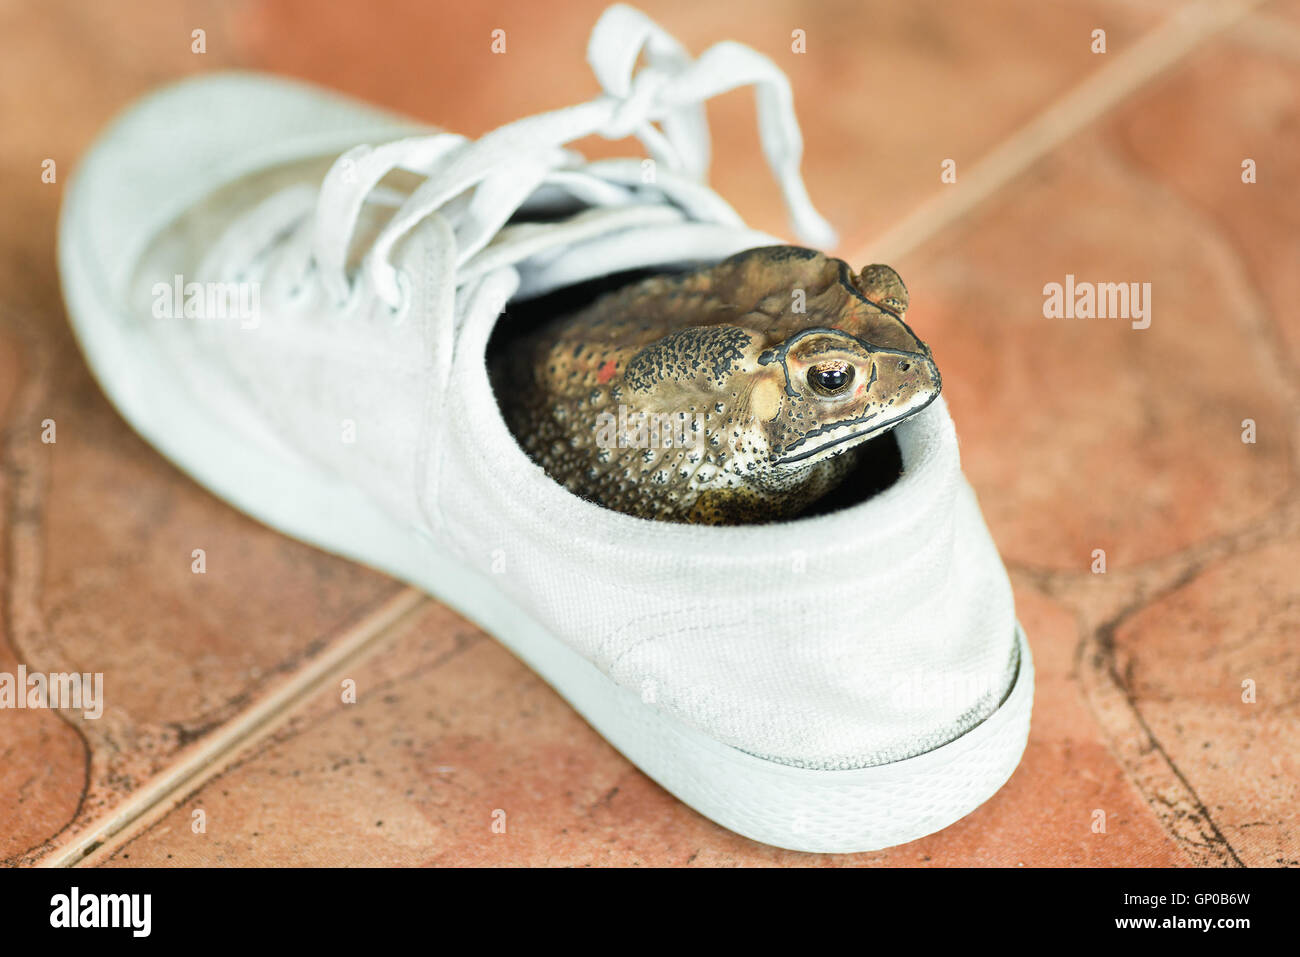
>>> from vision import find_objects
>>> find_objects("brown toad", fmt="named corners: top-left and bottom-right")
top-left (493, 245), bottom-right (941, 524)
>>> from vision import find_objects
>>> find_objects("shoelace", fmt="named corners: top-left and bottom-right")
top-left (212, 4), bottom-right (837, 316)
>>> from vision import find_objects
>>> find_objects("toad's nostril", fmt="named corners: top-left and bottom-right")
top-left (899, 360), bottom-right (911, 372)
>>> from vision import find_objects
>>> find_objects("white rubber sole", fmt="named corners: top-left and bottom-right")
top-left (58, 170), bottom-right (1033, 858)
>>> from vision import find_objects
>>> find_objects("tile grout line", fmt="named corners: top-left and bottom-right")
top-left (40, 587), bottom-right (429, 868)
top-left (849, 0), bottom-right (1269, 265)
top-left (34, 0), bottom-right (1267, 869)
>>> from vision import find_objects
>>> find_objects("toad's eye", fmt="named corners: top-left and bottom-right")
top-left (807, 361), bottom-right (854, 397)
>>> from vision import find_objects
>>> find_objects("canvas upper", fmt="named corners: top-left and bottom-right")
top-left (69, 5), bottom-right (1021, 770)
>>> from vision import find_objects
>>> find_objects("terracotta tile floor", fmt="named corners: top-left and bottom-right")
top-left (2, 0), bottom-right (1296, 866)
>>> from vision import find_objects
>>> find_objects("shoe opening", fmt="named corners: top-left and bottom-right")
top-left (486, 266), bottom-right (906, 525)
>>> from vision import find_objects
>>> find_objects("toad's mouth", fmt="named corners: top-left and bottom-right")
top-left (770, 391), bottom-right (941, 465)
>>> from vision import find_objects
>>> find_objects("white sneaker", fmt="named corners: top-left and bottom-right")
top-left (59, 4), bottom-right (1032, 853)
